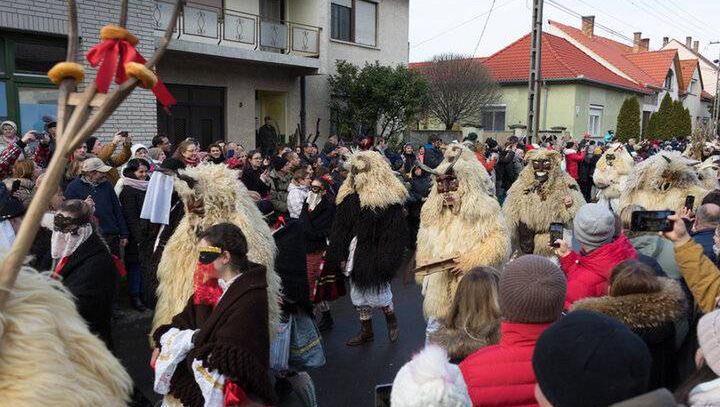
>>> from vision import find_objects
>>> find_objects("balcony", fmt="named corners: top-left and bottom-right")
top-left (153, 0), bottom-right (321, 70)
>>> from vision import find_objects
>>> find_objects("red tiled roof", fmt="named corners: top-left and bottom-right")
top-left (702, 90), bottom-right (714, 101)
top-left (678, 59), bottom-right (700, 93)
top-left (549, 20), bottom-right (676, 88)
top-left (479, 32), bottom-right (649, 93)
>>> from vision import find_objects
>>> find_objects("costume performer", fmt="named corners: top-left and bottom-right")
top-left (325, 150), bottom-right (409, 346)
top-left (152, 163), bottom-right (281, 341)
top-left (415, 144), bottom-right (511, 333)
top-left (694, 156), bottom-right (720, 191)
top-left (503, 148), bottom-right (585, 257)
top-left (593, 142), bottom-right (634, 211)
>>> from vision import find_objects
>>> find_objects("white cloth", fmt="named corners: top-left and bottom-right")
top-left (0, 220), bottom-right (15, 252)
top-left (154, 328), bottom-right (197, 395)
top-left (51, 224), bottom-right (93, 259)
top-left (350, 280), bottom-right (393, 308)
top-left (191, 358), bottom-right (225, 407)
top-left (141, 171), bottom-right (175, 225)
top-left (689, 377), bottom-right (720, 406)
top-left (344, 237), bottom-right (358, 277)
top-left (305, 191), bottom-right (322, 211)
top-left (287, 183), bottom-right (309, 219)
top-left (218, 274), bottom-right (241, 301)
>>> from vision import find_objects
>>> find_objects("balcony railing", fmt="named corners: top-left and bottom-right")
top-left (153, 1), bottom-right (321, 57)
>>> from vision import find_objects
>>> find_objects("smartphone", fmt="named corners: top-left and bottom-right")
top-left (375, 384), bottom-right (392, 407)
top-left (685, 195), bottom-right (695, 211)
top-left (549, 222), bottom-right (564, 248)
top-left (630, 210), bottom-right (675, 232)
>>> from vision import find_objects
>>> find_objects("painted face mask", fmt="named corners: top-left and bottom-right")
top-left (605, 153), bottom-right (616, 166)
top-left (532, 159), bottom-right (552, 183)
top-left (198, 245), bottom-right (222, 265)
top-left (436, 173), bottom-right (460, 208)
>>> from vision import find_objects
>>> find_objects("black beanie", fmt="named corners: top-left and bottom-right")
top-left (532, 310), bottom-right (651, 407)
top-left (85, 136), bottom-right (98, 152)
top-left (272, 156), bottom-right (289, 172)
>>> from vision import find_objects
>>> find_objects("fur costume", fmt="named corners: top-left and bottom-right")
top-left (416, 145), bottom-right (511, 321)
top-left (152, 163), bottom-right (280, 340)
top-left (593, 143), bottom-right (634, 210)
top-left (620, 151), bottom-right (709, 212)
top-left (0, 267), bottom-right (132, 406)
top-left (694, 156), bottom-right (720, 191)
top-left (503, 148), bottom-right (585, 257)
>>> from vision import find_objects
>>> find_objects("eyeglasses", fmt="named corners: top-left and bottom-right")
top-left (311, 186), bottom-right (323, 192)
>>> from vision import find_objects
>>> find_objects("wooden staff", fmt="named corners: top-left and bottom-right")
top-left (0, 0), bottom-right (184, 309)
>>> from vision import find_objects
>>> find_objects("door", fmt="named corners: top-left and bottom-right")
top-left (256, 90), bottom-right (287, 143)
top-left (157, 84), bottom-right (225, 148)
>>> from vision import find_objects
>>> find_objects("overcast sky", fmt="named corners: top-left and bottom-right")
top-left (409, 0), bottom-right (720, 63)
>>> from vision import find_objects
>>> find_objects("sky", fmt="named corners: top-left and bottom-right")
top-left (409, 0), bottom-right (720, 63)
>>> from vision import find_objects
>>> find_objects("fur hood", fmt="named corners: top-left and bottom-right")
top-left (429, 322), bottom-right (500, 361)
top-left (571, 278), bottom-right (686, 330)
top-left (336, 150), bottom-right (408, 209)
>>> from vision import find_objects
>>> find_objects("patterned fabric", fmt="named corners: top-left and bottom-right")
top-left (308, 251), bottom-right (345, 303)
top-left (0, 142), bottom-right (23, 179)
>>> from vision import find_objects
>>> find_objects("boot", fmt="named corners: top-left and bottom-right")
top-left (385, 312), bottom-right (399, 343)
top-left (346, 319), bottom-right (374, 346)
top-left (131, 295), bottom-right (147, 312)
top-left (317, 310), bottom-right (334, 332)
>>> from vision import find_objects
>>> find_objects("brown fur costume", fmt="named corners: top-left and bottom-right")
top-left (593, 143), bottom-right (634, 207)
top-left (503, 148), bottom-right (585, 256)
top-left (0, 267), bottom-right (132, 406)
top-left (416, 145), bottom-right (511, 321)
top-left (152, 164), bottom-right (280, 341)
top-left (620, 151), bottom-right (708, 212)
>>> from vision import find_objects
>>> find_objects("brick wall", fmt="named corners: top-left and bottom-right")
top-left (0, 0), bottom-right (159, 145)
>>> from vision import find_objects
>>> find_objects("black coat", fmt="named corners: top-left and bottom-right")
top-left (300, 197), bottom-right (335, 253)
top-left (495, 149), bottom-right (517, 190)
top-left (424, 146), bottom-right (444, 169)
top-left (241, 167), bottom-right (270, 196)
top-left (118, 184), bottom-right (150, 264)
top-left (273, 219), bottom-right (312, 315)
top-left (59, 231), bottom-right (118, 348)
top-left (29, 226), bottom-right (53, 272)
top-left (407, 174), bottom-right (432, 218)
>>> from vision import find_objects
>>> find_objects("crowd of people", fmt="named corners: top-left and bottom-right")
top-left (8, 111), bottom-right (720, 406)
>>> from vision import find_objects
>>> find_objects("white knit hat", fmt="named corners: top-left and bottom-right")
top-left (391, 345), bottom-right (471, 407)
top-left (698, 309), bottom-right (720, 375)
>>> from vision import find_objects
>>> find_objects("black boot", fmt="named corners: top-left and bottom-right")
top-left (385, 311), bottom-right (399, 343)
top-left (317, 310), bottom-right (334, 332)
top-left (346, 319), bottom-right (374, 346)
top-left (131, 295), bottom-right (146, 312)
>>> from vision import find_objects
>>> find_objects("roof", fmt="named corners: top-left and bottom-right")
top-left (479, 32), bottom-right (650, 93)
top-left (702, 89), bottom-right (714, 101)
top-left (664, 38), bottom-right (718, 70)
top-left (678, 59), bottom-right (700, 93)
top-left (549, 20), bottom-right (678, 88)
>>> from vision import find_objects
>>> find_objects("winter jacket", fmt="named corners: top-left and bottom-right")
top-left (459, 321), bottom-right (551, 407)
top-left (64, 177), bottom-right (129, 237)
top-left (93, 141), bottom-right (131, 186)
top-left (429, 322), bottom-right (500, 364)
top-left (241, 166), bottom-right (270, 196)
top-left (118, 184), bottom-right (150, 264)
top-left (406, 174), bottom-right (432, 219)
top-left (687, 377), bottom-right (720, 407)
top-left (674, 239), bottom-right (720, 313)
top-left (564, 149), bottom-right (585, 180)
top-left (268, 169), bottom-right (292, 214)
top-left (475, 151), bottom-right (496, 173)
top-left (286, 182), bottom-right (309, 219)
top-left (631, 234), bottom-right (680, 280)
top-left (424, 145), bottom-right (444, 169)
top-left (559, 234), bottom-right (638, 309)
top-left (691, 228), bottom-right (717, 264)
top-left (273, 219), bottom-right (312, 315)
top-left (495, 149), bottom-right (517, 192)
top-left (300, 197), bottom-right (335, 253)
top-left (572, 278), bottom-right (687, 389)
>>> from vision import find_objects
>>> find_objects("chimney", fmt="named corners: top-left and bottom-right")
top-left (639, 38), bottom-right (650, 52)
top-left (693, 40), bottom-right (699, 53)
top-left (686, 36), bottom-right (692, 48)
top-left (633, 32), bottom-right (642, 53)
top-left (581, 16), bottom-right (595, 38)
top-left (662, 37), bottom-right (669, 46)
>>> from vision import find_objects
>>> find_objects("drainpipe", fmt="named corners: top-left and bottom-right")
top-left (542, 81), bottom-right (550, 131)
top-left (300, 75), bottom-right (307, 144)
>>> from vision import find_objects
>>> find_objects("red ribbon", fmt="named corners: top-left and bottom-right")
top-left (86, 37), bottom-right (176, 108)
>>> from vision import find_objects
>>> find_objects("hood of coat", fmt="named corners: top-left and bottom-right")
top-left (288, 182), bottom-right (308, 193)
top-left (571, 278), bottom-right (686, 329)
top-left (430, 322), bottom-right (500, 361)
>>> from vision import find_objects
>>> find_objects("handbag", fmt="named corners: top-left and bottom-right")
top-left (289, 312), bottom-right (326, 369)
top-left (269, 316), bottom-right (292, 371)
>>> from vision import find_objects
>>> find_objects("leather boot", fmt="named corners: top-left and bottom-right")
top-left (130, 295), bottom-right (146, 312)
top-left (317, 310), bottom-right (334, 332)
top-left (346, 319), bottom-right (374, 346)
top-left (385, 312), bottom-right (399, 343)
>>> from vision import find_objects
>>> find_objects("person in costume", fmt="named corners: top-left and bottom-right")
top-left (503, 148), bottom-right (585, 257)
top-left (152, 223), bottom-right (275, 406)
top-left (325, 150), bottom-right (409, 346)
top-left (593, 142), bottom-right (634, 211)
top-left (415, 144), bottom-right (511, 338)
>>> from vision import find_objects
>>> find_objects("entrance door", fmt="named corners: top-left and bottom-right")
top-left (256, 90), bottom-right (287, 144)
top-left (157, 84), bottom-right (225, 148)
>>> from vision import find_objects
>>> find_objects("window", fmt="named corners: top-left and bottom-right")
top-left (14, 40), bottom-right (66, 75)
top-left (691, 78), bottom-right (698, 94)
top-left (481, 107), bottom-right (506, 131)
top-left (588, 105), bottom-right (603, 137)
top-left (664, 70), bottom-right (674, 91)
top-left (331, 0), bottom-right (377, 47)
top-left (18, 87), bottom-right (58, 133)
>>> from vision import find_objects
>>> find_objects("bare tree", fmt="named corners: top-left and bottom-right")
top-left (420, 53), bottom-right (501, 130)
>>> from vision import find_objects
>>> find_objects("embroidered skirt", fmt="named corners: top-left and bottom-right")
top-left (308, 251), bottom-right (345, 303)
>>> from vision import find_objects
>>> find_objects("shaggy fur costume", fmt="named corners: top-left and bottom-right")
top-left (620, 151), bottom-right (709, 212)
top-left (503, 148), bottom-right (585, 256)
top-left (593, 143), bottom-right (634, 209)
top-left (416, 145), bottom-right (511, 320)
top-left (694, 156), bottom-right (720, 191)
top-left (0, 267), bottom-right (132, 406)
top-left (152, 164), bottom-right (280, 340)
top-left (429, 322), bottom-right (500, 363)
top-left (326, 150), bottom-right (408, 292)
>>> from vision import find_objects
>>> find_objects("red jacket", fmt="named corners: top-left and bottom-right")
top-left (475, 151), bottom-right (497, 173)
top-left (460, 321), bottom-right (552, 407)
top-left (564, 149), bottom-right (585, 180)
top-left (559, 234), bottom-right (637, 309)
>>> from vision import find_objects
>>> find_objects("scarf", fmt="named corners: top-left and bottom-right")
top-left (81, 175), bottom-right (101, 188)
top-left (183, 156), bottom-right (199, 167)
top-left (209, 155), bottom-right (225, 165)
top-left (123, 177), bottom-right (149, 191)
top-left (306, 192), bottom-right (322, 211)
top-left (51, 224), bottom-right (93, 259)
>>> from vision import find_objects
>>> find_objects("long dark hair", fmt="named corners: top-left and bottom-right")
top-left (675, 364), bottom-right (718, 404)
top-left (199, 223), bottom-right (249, 271)
top-left (122, 158), bottom-right (150, 179)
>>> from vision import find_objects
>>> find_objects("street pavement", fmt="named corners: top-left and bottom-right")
top-left (113, 273), bottom-right (426, 407)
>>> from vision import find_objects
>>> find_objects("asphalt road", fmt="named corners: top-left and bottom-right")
top-left (113, 274), bottom-right (426, 407)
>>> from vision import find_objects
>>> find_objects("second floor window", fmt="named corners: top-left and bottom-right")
top-left (331, 0), bottom-right (377, 47)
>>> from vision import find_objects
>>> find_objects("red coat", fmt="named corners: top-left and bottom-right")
top-left (560, 234), bottom-right (637, 309)
top-left (459, 321), bottom-right (552, 407)
top-left (564, 150), bottom-right (585, 180)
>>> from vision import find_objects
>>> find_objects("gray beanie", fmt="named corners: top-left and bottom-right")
top-left (499, 255), bottom-right (567, 323)
top-left (573, 202), bottom-right (615, 252)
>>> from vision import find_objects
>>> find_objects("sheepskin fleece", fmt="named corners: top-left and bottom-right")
top-left (416, 145), bottom-right (511, 320)
top-left (0, 268), bottom-right (132, 406)
top-left (336, 150), bottom-right (408, 208)
top-left (152, 164), bottom-right (280, 340)
top-left (620, 151), bottom-right (709, 212)
top-left (695, 156), bottom-right (720, 191)
top-left (571, 278), bottom-right (686, 329)
top-left (593, 143), bottom-right (634, 202)
top-left (502, 148), bottom-right (585, 257)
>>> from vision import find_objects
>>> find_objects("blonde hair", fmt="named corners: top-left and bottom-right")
top-left (619, 204), bottom-right (646, 238)
top-left (12, 159), bottom-right (34, 179)
top-left (444, 267), bottom-right (501, 336)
